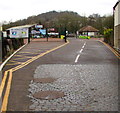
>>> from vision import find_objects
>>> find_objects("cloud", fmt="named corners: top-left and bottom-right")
top-left (0, 0), bottom-right (117, 22)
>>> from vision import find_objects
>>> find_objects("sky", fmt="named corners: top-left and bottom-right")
top-left (0, 0), bottom-right (118, 23)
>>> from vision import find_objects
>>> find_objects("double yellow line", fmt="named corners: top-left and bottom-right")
top-left (12, 41), bottom-right (69, 72)
top-left (0, 69), bottom-right (13, 112)
top-left (0, 40), bottom-right (69, 112)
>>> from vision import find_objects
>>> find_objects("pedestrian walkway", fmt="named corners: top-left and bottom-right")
top-left (0, 38), bottom-right (118, 112)
top-left (3, 38), bottom-right (66, 72)
top-left (1, 38), bottom-right (69, 112)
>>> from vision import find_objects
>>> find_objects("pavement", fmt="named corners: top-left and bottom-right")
top-left (1, 37), bottom-right (119, 112)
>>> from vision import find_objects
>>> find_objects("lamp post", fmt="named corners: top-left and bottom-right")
top-left (64, 27), bottom-right (67, 43)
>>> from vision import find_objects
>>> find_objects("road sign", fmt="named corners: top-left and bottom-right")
top-left (35, 25), bottom-right (43, 28)
top-left (39, 29), bottom-right (46, 35)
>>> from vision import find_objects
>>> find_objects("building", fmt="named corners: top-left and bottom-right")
top-left (79, 25), bottom-right (99, 37)
top-left (113, 0), bottom-right (120, 52)
top-left (7, 24), bottom-right (36, 38)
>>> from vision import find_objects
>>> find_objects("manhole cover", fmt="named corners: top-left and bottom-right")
top-left (33, 91), bottom-right (65, 100)
top-left (34, 77), bottom-right (57, 83)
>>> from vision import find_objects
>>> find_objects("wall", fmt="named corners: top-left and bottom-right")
top-left (2, 37), bottom-right (24, 61)
top-left (114, 2), bottom-right (120, 51)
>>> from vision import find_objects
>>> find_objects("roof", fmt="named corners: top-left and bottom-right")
top-left (79, 25), bottom-right (99, 32)
top-left (113, 0), bottom-right (120, 10)
top-left (7, 24), bottom-right (36, 30)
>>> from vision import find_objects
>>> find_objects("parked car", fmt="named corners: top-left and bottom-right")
top-left (33, 35), bottom-right (40, 38)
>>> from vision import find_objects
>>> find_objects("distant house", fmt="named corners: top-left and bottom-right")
top-left (79, 25), bottom-right (99, 36)
top-left (113, 0), bottom-right (120, 52)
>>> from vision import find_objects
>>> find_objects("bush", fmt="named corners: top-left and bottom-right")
top-left (79, 36), bottom-right (90, 39)
top-left (104, 28), bottom-right (113, 45)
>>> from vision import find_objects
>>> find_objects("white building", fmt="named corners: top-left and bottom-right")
top-left (113, 0), bottom-right (120, 52)
top-left (79, 25), bottom-right (99, 37)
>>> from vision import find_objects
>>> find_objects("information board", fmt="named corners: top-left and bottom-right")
top-left (39, 29), bottom-right (46, 35)
top-left (10, 28), bottom-right (29, 38)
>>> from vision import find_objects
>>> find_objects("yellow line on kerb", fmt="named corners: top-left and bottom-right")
top-left (12, 40), bottom-right (69, 72)
top-left (0, 71), bottom-right (8, 98)
top-left (99, 40), bottom-right (120, 59)
top-left (0, 40), bottom-right (69, 112)
top-left (1, 69), bottom-right (13, 113)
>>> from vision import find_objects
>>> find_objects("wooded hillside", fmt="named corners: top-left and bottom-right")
top-left (3, 11), bottom-right (113, 34)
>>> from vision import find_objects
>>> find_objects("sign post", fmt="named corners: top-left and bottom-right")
top-left (28, 28), bottom-right (31, 43)
top-left (46, 28), bottom-right (48, 42)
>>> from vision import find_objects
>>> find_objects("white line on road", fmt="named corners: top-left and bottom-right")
top-left (75, 42), bottom-right (86, 63)
top-left (75, 54), bottom-right (80, 63)
top-left (82, 46), bottom-right (85, 49)
top-left (82, 42), bottom-right (86, 49)
top-left (79, 49), bottom-right (83, 53)
top-left (84, 42), bottom-right (86, 46)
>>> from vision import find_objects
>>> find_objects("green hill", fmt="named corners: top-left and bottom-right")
top-left (3, 11), bottom-right (113, 34)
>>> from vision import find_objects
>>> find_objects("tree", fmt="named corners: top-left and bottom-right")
top-left (102, 15), bottom-right (114, 29)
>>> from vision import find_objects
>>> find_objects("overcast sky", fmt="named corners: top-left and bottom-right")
top-left (0, 0), bottom-right (117, 23)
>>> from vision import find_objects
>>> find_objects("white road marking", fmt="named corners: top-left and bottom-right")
top-left (79, 49), bottom-right (83, 53)
top-left (82, 42), bottom-right (86, 48)
top-left (82, 46), bottom-right (85, 49)
top-left (84, 42), bottom-right (86, 46)
top-left (75, 42), bottom-right (86, 63)
top-left (82, 42), bottom-right (86, 49)
top-left (75, 54), bottom-right (80, 63)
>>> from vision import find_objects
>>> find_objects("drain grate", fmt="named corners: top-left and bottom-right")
top-left (34, 77), bottom-right (57, 83)
top-left (33, 91), bottom-right (65, 100)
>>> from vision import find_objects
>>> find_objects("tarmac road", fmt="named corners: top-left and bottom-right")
top-left (1, 38), bottom-right (119, 112)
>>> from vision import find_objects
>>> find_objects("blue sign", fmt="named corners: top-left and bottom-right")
top-left (39, 29), bottom-right (46, 35)
top-left (12, 31), bottom-right (17, 35)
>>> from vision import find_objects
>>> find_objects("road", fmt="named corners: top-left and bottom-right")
top-left (1, 38), bottom-right (119, 112)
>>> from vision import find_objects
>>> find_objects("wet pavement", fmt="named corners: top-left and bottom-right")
top-left (3, 38), bottom-right (65, 71)
top-left (1, 38), bottom-right (119, 112)
top-left (28, 64), bottom-right (118, 111)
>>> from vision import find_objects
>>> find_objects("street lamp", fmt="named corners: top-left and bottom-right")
top-left (64, 27), bottom-right (67, 43)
